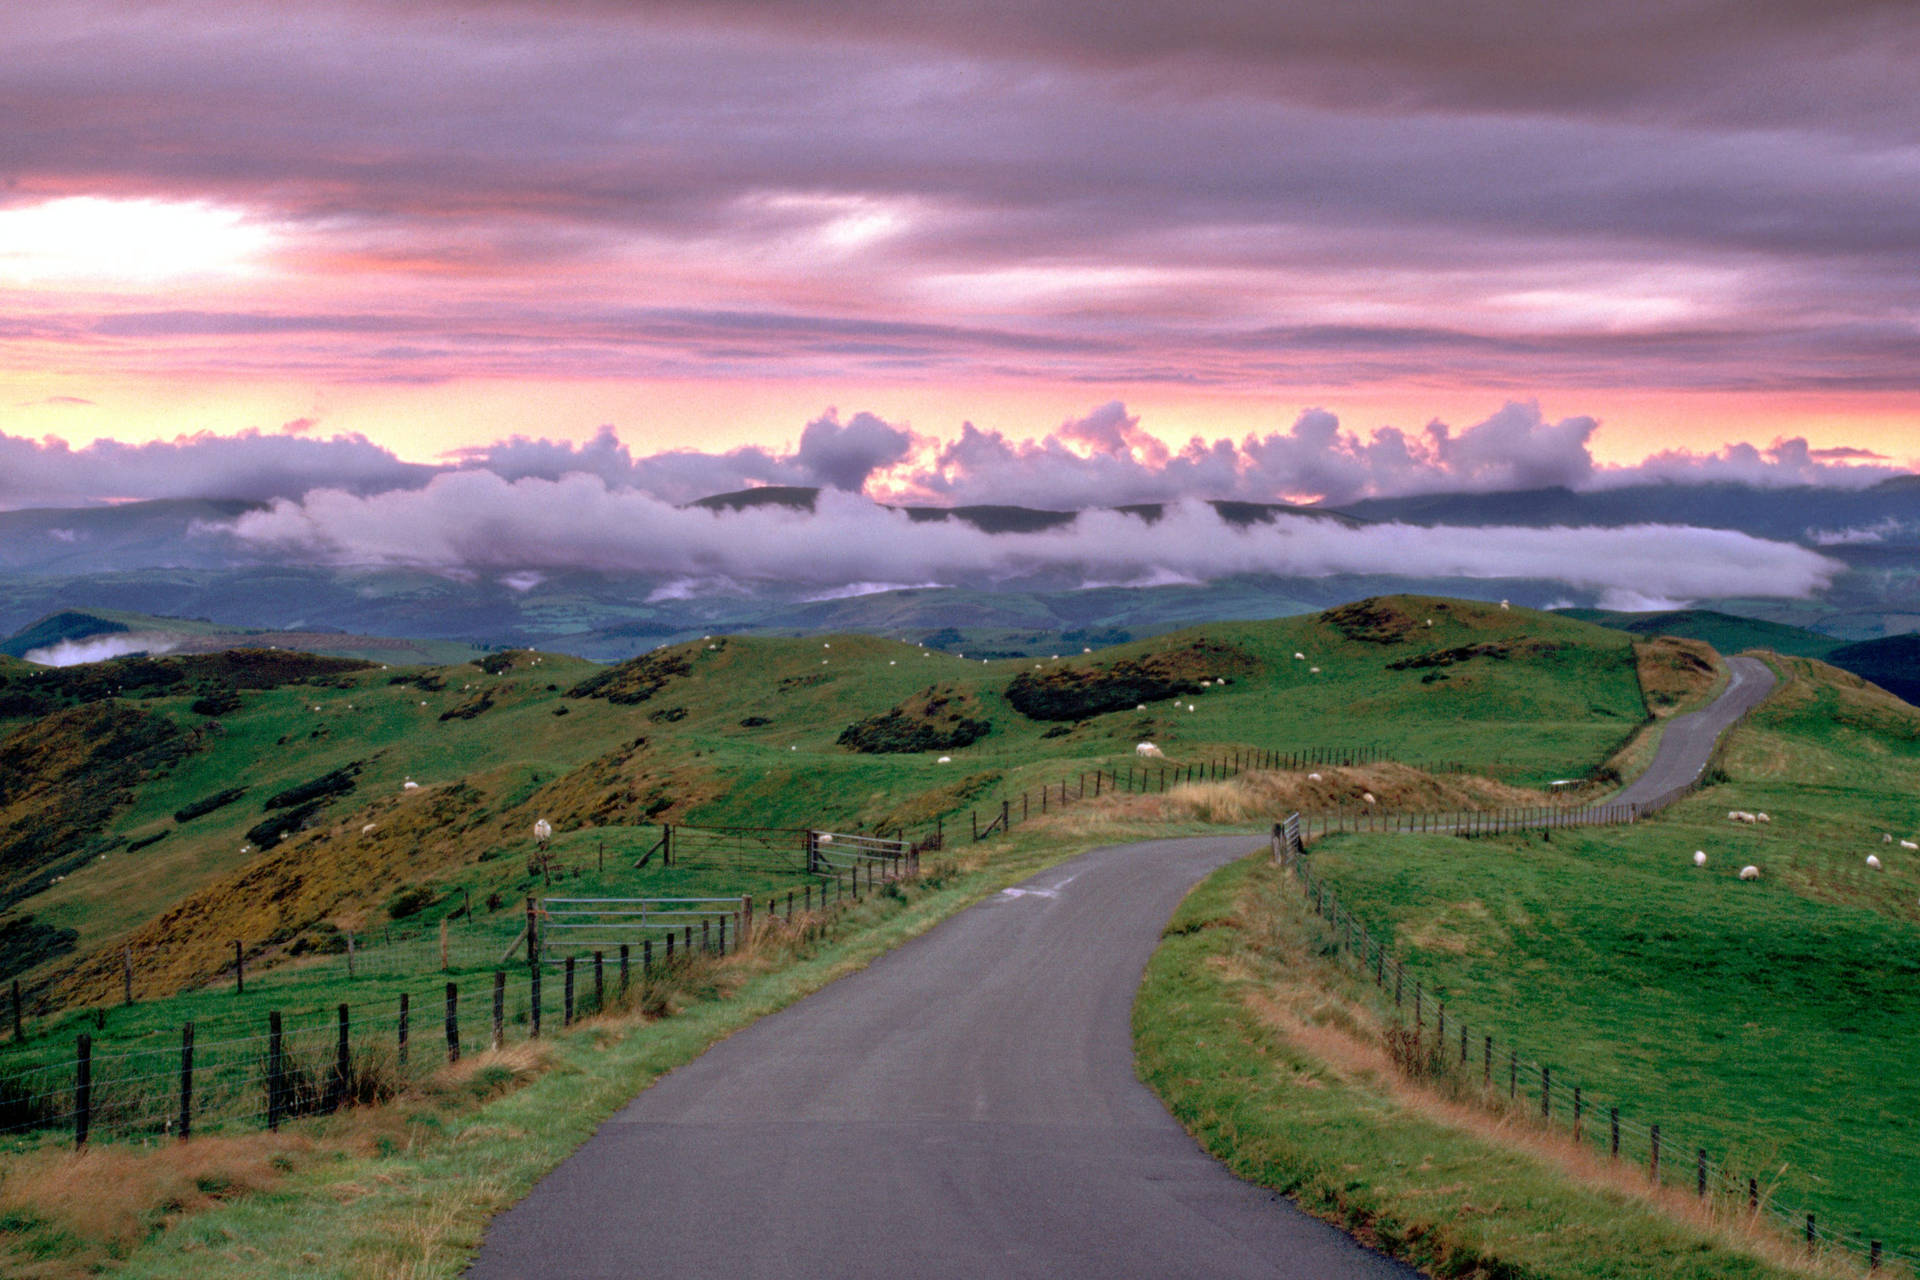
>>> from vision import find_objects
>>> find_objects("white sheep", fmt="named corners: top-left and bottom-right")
top-left (1884, 833), bottom-right (1894, 843)
top-left (936, 755), bottom-right (952, 764)
top-left (1693, 851), bottom-right (1707, 866)
top-left (1425, 619), bottom-right (1433, 628)
top-left (1137, 703), bottom-right (1147, 711)
top-left (1309, 666), bottom-right (1321, 674)
top-left (403, 779), bottom-right (419, 790)
top-left (1186, 703), bottom-right (1196, 712)
top-left (1739, 865), bottom-right (1760, 881)
top-left (1294, 652), bottom-right (1306, 660)
top-left (1867, 855), bottom-right (1883, 870)
top-left (1903, 840), bottom-right (1919, 852)
top-left (533, 818), bottom-right (552, 846)
top-left (1136, 742), bottom-right (1163, 758)
top-left (1308, 772), bottom-right (1323, 782)
top-left (1500, 599), bottom-right (1510, 610)
top-left (1362, 792), bottom-right (1376, 805)
top-left (360, 823), bottom-right (378, 835)
top-left (1756, 813), bottom-right (1771, 823)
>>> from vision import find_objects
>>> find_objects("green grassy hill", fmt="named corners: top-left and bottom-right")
top-left (0, 595), bottom-right (1654, 1017)
top-left (1294, 652), bottom-right (1920, 1256)
top-left (1555, 606), bottom-right (1841, 658)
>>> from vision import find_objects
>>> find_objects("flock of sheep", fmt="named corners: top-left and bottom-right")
top-left (1698, 808), bottom-right (1919, 887)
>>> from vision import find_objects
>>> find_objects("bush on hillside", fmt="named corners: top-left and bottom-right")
top-left (838, 685), bottom-right (992, 753)
top-left (174, 786), bottom-right (249, 824)
top-left (263, 763), bottom-right (362, 811)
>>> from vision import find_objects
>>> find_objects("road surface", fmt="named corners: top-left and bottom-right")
top-left (1611, 654), bottom-right (1776, 810)
top-left (468, 834), bottom-right (1418, 1279)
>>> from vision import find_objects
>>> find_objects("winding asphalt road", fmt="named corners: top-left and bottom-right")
top-left (467, 658), bottom-right (1776, 1278)
top-left (1611, 654), bottom-right (1775, 810)
top-left (468, 834), bottom-right (1419, 1279)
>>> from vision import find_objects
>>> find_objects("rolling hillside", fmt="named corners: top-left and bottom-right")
top-left (0, 596), bottom-right (1654, 1011)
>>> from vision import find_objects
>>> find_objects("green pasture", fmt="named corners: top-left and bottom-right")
top-left (1296, 654), bottom-right (1920, 1257)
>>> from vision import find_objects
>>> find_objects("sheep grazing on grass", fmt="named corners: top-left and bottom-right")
top-left (1727, 810), bottom-right (1757, 824)
top-left (1362, 792), bottom-right (1376, 805)
top-left (402, 780), bottom-right (419, 791)
top-left (1903, 840), bottom-right (1919, 852)
top-left (1739, 865), bottom-right (1761, 881)
top-left (936, 755), bottom-right (952, 764)
top-left (360, 823), bottom-right (378, 835)
top-left (1294, 652), bottom-right (1306, 661)
top-left (1499, 599), bottom-right (1510, 610)
top-left (1693, 851), bottom-right (1708, 866)
top-left (1867, 855), bottom-right (1884, 870)
top-left (1756, 813), bottom-right (1771, 823)
top-left (1307, 772), bottom-right (1323, 782)
top-left (1884, 833), bottom-right (1894, 843)
top-left (533, 818), bottom-right (552, 847)
top-left (1135, 742), bottom-right (1164, 758)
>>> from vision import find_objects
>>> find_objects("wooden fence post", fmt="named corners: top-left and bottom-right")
top-left (179, 1021), bottom-right (194, 1141)
top-left (1541, 1065), bottom-right (1550, 1120)
top-left (1650, 1124), bottom-right (1661, 1183)
top-left (74, 1033), bottom-right (91, 1149)
top-left (445, 981), bottom-right (459, 1063)
top-left (1573, 1086), bottom-right (1583, 1140)
top-left (1611, 1107), bottom-right (1620, 1157)
top-left (619, 944), bottom-right (630, 996)
top-left (564, 957), bottom-right (575, 1026)
top-left (330, 1003), bottom-right (350, 1111)
top-left (1697, 1148), bottom-right (1707, 1198)
top-left (123, 948), bottom-right (134, 1006)
top-left (492, 971), bottom-right (506, 1050)
top-left (267, 1011), bottom-right (284, 1130)
top-left (234, 940), bottom-right (244, 995)
top-left (643, 938), bottom-right (653, 976)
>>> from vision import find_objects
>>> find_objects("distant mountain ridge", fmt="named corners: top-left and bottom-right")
top-left (2, 478), bottom-right (1916, 662)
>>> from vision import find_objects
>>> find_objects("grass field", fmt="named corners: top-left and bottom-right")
top-left (1279, 653), bottom-right (1920, 1263)
top-left (2, 594), bottom-right (1653, 1020)
top-left (1136, 852), bottom-right (1860, 1280)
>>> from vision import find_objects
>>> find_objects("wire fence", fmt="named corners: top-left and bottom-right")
top-left (1272, 814), bottom-right (1909, 1274)
top-left (0, 851), bottom-right (915, 1150)
top-left (962, 743), bottom-right (1598, 844)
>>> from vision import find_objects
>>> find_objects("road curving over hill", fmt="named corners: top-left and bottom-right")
top-left (467, 657), bottom-right (1779, 1279)
top-left (1612, 653), bottom-right (1775, 811)
top-left (467, 833), bottom-right (1420, 1279)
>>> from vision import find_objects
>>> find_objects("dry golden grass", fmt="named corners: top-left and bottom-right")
top-left (0, 1132), bottom-right (315, 1278)
top-left (1636, 636), bottom-right (1727, 720)
top-left (1234, 870), bottom-right (1898, 1280)
top-left (1016, 762), bottom-right (1567, 842)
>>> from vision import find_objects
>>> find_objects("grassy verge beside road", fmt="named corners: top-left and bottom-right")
top-left (1136, 853), bottom-right (1862, 1280)
top-left (2, 819), bottom-right (1224, 1278)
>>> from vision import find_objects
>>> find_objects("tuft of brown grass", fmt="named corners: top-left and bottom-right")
top-left (0, 1132), bottom-right (314, 1277)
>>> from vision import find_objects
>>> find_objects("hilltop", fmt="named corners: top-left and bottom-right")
top-left (0, 596), bottom-right (1660, 1010)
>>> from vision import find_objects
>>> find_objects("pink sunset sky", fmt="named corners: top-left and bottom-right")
top-left (2, 0), bottom-right (1916, 510)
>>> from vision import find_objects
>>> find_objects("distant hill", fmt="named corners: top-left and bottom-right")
top-left (0, 608), bottom-right (481, 667)
top-left (1825, 634), bottom-right (1920, 706)
top-left (1555, 608), bottom-right (1842, 658)
top-left (1332, 481), bottom-right (1920, 548)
